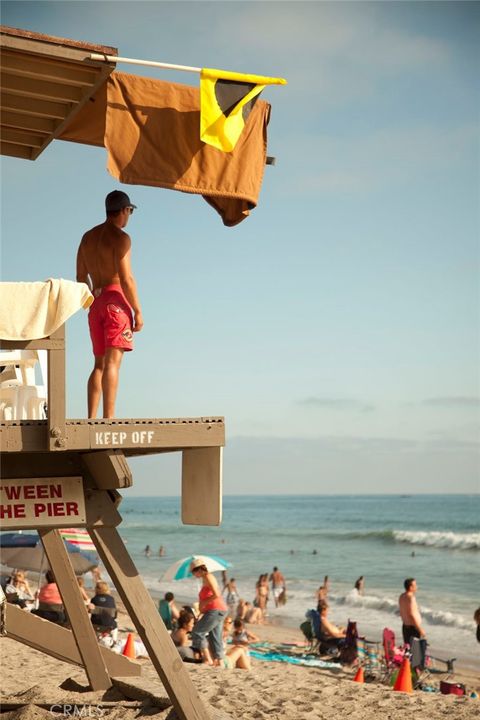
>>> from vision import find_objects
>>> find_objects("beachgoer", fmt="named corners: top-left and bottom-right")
top-left (243, 601), bottom-right (263, 624)
top-left (37, 570), bottom-right (62, 605)
top-left (254, 574), bottom-right (269, 616)
top-left (474, 607), bottom-right (480, 643)
top-left (144, 544), bottom-right (151, 557)
top-left (158, 545), bottom-right (165, 557)
top-left (158, 591), bottom-right (180, 630)
top-left (5, 571), bottom-right (34, 609)
top-left (223, 578), bottom-right (240, 617)
top-left (89, 581), bottom-right (117, 639)
top-left (189, 559), bottom-right (228, 665)
top-left (222, 617), bottom-right (251, 669)
top-left (398, 578), bottom-right (426, 646)
top-left (354, 576), bottom-right (364, 595)
top-left (76, 190), bottom-right (143, 419)
top-left (269, 566), bottom-right (286, 608)
top-left (317, 600), bottom-right (346, 647)
top-left (32, 570), bottom-right (65, 624)
top-left (317, 575), bottom-right (329, 602)
top-left (231, 618), bottom-right (259, 647)
top-left (90, 566), bottom-right (103, 587)
top-left (171, 609), bottom-right (199, 661)
top-left (235, 598), bottom-right (247, 620)
top-left (77, 576), bottom-right (90, 604)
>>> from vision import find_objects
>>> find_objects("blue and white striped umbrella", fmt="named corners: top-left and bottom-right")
top-left (161, 554), bottom-right (232, 581)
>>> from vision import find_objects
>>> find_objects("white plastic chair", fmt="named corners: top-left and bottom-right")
top-left (0, 350), bottom-right (47, 420)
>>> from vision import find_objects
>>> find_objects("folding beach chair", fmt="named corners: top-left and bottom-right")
top-left (410, 637), bottom-right (456, 689)
top-left (381, 627), bottom-right (406, 683)
top-left (299, 618), bottom-right (318, 654)
top-left (338, 620), bottom-right (358, 666)
top-left (357, 637), bottom-right (383, 681)
top-left (302, 609), bottom-right (345, 657)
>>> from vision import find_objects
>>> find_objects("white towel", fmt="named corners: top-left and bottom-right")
top-left (0, 279), bottom-right (93, 340)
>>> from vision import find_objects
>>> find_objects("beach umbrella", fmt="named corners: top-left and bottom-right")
top-left (0, 531), bottom-right (98, 575)
top-left (161, 554), bottom-right (232, 581)
top-left (58, 528), bottom-right (96, 552)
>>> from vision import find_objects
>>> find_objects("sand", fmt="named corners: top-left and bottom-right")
top-left (1, 602), bottom-right (479, 720)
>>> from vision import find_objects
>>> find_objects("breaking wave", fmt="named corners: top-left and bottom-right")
top-left (336, 590), bottom-right (474, 632)
top-left (392, 530), bottom-right (480, 551)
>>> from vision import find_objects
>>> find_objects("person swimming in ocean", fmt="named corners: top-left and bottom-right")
top-left (354, 576), bottom-right (364, 594)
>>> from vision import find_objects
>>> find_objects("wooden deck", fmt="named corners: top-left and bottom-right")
top-left (0, 416), bottom-right (224, 454)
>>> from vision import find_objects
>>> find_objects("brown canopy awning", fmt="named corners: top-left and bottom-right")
top-left (1, 26), bottom-right (272, 225)
top-left (0, 25), bottom-right (117, 160)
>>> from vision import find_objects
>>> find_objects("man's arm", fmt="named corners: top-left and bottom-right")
top-left (76, 239), bottom-right (91, 289)
top-left (116, 233), bottom-right (143, 332)
top-left (322, 617), bottom-right (345, 639)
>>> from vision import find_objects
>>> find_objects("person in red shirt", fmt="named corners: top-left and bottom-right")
top-left (190, 559), bottom-right (228, 665)
top-left (33, 570), bottom-right (65, 624)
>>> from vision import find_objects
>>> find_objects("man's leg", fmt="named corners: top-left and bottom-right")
top-left (88, 356), bottom-right (105, 418)
top-left (102, 347), bottom-right (124, 418)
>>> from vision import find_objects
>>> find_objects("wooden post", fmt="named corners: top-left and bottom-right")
top-left (47, 325), bottom-right (67, 452)
top-left (182, 447), bottom-right (222, 525)
top-left (39, 528), bottom-right (112, 691)
top-left (6, 604), bottom-right (141, 677)
top-left (81, 450), bottom-right (133, 489)
top-left (90, 526), bottom-right (211, 720)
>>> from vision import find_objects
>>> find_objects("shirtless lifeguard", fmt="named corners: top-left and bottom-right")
top-left (398, 577), bottom-right (426, 646)
top-left (76, 190), bottom-right (143, 418)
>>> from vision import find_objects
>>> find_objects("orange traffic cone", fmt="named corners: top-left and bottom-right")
top-left (393, 657), bottom-right (413, 693)
top-left (353, 667), bottom-right (365, 683)
top-left (122, 632), bottom-right (136, 659)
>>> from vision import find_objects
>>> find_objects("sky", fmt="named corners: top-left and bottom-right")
top-left (1, 1), bottom-right (479, 495)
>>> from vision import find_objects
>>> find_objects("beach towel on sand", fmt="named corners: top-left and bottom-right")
top-left (249, 649), bottom-right (340, 670)
top-left (0, 279), bottom-right (93, 340)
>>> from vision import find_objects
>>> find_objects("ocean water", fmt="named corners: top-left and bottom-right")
top-left (116, 494), bottom-right (479, 666)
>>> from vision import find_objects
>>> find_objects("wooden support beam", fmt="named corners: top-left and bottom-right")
top-left (1, 72), bottom-right (82, 102)
top-left (6, 603), bottom-right (141, 677)
top-left (0, 91), bottom-right (69, 119)
top-left (1, 126), bottom-right (46, 147)
top-left (47, 325), bottom-right (66, 451)
top-left (39, 528), bottom-right (112, 691)
top-left (0, 141), bottom-right (31, 159)
top-left (182, 447), bottom-right (223, 526)
top-left (0, 335), bottom-right (66, 350)
top-left (81, 450), bottom-right (133, 489)
top-left (2, 110), bottom-right (57, 133)
top-left (91, 527), bottom-right (211, 720)
top-left (2, 51), bottom-right (98, 86)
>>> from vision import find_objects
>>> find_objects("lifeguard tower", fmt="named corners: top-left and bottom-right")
top-left (0, 26), bottom-right (236, 720)
top-left (0, 305), bottom-right (224, 720)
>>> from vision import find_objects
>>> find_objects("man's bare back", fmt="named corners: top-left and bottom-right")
top-left (77, 221), bottom-right (142, 329)
top-left (78, 222), bottom-right (125, 290)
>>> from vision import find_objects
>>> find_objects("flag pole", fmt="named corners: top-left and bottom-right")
top-left (90, 53), bottom-right (201, 74)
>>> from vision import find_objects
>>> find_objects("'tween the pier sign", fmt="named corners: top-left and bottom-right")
top-left (0, 477), bottom-right (86, 528)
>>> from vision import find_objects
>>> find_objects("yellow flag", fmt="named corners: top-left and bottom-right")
top-left (200, 68), bottom-right (286, 152)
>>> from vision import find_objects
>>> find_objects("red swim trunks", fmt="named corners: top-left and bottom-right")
top-left (88, 284), bottom-right (133, 356)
